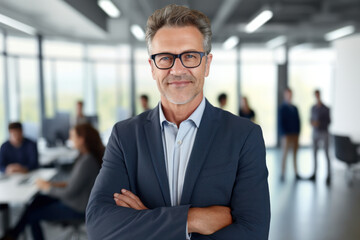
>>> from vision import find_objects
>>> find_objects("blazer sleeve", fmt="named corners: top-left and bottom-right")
top-left (86, 125), bottom-right (191, 240)
top-left (208, 125), bottom-right (271, 239)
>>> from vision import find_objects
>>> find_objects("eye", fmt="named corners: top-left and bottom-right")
top-left (157, 54), bottom-right (173, 62)
top-left (183, 53), bottom-right (197, 59)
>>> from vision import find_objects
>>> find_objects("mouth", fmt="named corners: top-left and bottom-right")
top-left (168, 80), bottom-right (192, 87)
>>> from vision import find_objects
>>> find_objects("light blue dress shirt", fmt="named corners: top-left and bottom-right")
top-left (159, 97), bottom-right (205, 239)
top-left (159, 97), bottom-right (206, 206)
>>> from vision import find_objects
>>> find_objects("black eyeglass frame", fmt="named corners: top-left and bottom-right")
top-left (150, 51), bottom-right (206, 70)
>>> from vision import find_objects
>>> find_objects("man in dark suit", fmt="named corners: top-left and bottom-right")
top-left (86, 4), bottom-right (270, 239)
top-left (0, 122), bottom-right (38, 174)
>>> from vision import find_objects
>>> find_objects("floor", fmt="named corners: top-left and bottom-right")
top-left (1, 147), bottom-right (360, 240)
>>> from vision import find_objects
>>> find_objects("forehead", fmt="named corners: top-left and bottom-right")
top-left (151, 26), bottom-right (204, 54)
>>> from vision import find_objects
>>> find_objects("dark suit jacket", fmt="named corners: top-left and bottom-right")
top-left (86, 100), bottom-right (270, 239)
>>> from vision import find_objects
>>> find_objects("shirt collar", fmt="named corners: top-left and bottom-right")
top-left (159, 97), bottom-right (206, 130)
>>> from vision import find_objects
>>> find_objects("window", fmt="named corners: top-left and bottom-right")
top-left (55, 61), bottom-right (84, 116)
top-left (7, 36), bottom-right (37, 56)
top-left (0, 56), bottom-right (5, 142)
top-left (289, 48), bottom-right (335, 145)
top-left (240, 47), bottom-right (277, 147)
top-left (205, 48), bottom-right (237, 114)
top-left (135, 48), bottom-right (159, 115)
top-left (95, 63), bottom-right (118, 132)
top-left (19, 58), bottom-right (39, 123)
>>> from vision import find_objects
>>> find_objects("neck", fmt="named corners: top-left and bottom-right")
top-left (161, 93), bottom-right (203, 127)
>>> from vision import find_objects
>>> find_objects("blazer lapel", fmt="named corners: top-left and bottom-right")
top-left (180, 100), bottom-right (220, 205)
top-left (144, 106), bottom-right (172, 206)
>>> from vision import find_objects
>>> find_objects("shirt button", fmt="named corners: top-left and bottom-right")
top-left (177, 140), bottom-right (182, 145)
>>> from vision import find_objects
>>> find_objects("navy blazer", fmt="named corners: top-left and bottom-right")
top-left (86, 100), bottom-right (270, 239)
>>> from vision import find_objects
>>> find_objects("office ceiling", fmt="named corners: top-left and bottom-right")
top-left (0, 0), bottom-right (359, 46)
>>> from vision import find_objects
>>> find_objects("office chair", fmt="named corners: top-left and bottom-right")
top-left (333, 135), bottom-right (360, 185)
top-left (52, 219), bottom-right (87, 240)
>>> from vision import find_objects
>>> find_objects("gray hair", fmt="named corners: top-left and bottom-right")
top-left (145, 4), bottom-right (212, 55)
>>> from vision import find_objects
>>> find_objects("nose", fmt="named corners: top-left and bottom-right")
top-left (170, 58), bottom-right (187, 74)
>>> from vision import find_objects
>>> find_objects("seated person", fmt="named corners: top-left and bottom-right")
top-left (1, 123), bottom-right (104, 240)
top-left (0, 122), bottom-right (38, 174)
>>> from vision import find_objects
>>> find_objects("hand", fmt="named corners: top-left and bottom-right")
top-left (36, 178), bottom-right (51, 191)
top-left (5, 164), bottom-right (28, 174)
top-left (113, 189), bottom-right (148, 210)
top-left (188, 206), bottom-right (233, 235)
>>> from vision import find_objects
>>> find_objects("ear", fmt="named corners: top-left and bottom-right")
top-left (148, 59), bottom-right (156, 80)
top-left (204, 53), bottom-right (213, 77)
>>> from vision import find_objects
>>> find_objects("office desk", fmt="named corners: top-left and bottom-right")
top-left (0, 168), bottom-right (57, 232)
top-left (39, 146), bottom-right (78, 166)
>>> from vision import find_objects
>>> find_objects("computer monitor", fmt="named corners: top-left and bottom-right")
top-left (42, 112), bottom-right (71, 147)
top-left (86, 115), bottom-right (99, 129)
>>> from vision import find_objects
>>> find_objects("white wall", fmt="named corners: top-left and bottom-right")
top-left (332, 34), bottom-right (360, 142)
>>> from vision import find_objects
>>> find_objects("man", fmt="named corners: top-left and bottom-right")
top-left (309, 90), bottom-right (331, 184)
top-left (140, 94), bottom-right (151, 111)
top-left (74, 100), bottom-right (87, 125)
top-left (87, 4), bottom-right (270, 239)
top-left (0, 122), bottom-right (38, 174)
top-left (217, 93), bottom-right (227, 109)
top-left (278, 88), bottom-right (301, 181)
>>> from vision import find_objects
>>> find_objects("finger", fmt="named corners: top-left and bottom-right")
top-left (121, 189), bottom-right (147, 209)
top-left (115, 193), bottom-right (143, 210)
top-left (114, 198), bottom-right (131, 208)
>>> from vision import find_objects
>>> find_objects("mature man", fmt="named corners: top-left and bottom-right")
top-left (87, 4), bottom-right (270, 239)
top-left (0, 122), bottom-right (38, 174)
top-left (309, 89), bottom-right (331, 184)
top-left (278, 88), bottom-right (301, 181)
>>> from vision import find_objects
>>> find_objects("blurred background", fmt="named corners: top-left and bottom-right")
top-left (0, 0), bottom-right (360, 239)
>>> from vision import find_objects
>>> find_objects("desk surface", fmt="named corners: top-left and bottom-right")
top-left (0, 168), bottom-right (57, 204)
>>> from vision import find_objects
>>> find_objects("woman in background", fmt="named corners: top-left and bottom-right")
top-left (1, 123), bottom-right (104, 240)
top-left (239, 96), bottom-right (256, 122)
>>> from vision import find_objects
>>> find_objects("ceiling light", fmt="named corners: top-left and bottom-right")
top-left (98, 0), bottom-right (121, 18)
top-left (131, 25), bottom-right (145, 41)
top-left (223, 36), bottom-right (239, 50)
top-left (324, 25), bottom-right (355, 41)
top-left (0, 13), bottom-right (36, 35)
top-left (266, 36), bottom-right (287, 48)
top-left (245, 9), bottom-right (273, 33)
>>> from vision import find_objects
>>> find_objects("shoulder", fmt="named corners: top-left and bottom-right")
top-left (77, 154), bottom-right (99, 169)
top-left (208, 104), bottom-right (260, 136)
top-left (23, 138), bottom-right (36, 146)
top-left (0, 141), bottom-right (11, 152)
top-left (113, 110), bottom-right (152, 132)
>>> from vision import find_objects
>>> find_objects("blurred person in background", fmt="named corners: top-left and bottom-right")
top-left (74, 100), bottom-right (88, 125)
top-left (0, 122), bottom-right (38, 175)
top-left (309, 89), bottom-right (331, 184)
top-left (239, 96), bottom-right (256, 122)
top-left (140, 94), bottom-right (151, 111)
top-left (278, 88), bottom-right (301, 181)
top-left (1, 123), bottom-right (104, 240)
top-left (217, 93), bottom-right (227, 109)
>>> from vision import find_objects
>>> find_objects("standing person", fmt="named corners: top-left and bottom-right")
top-left (239, 96), bottom-right (256, 122)
top-left (278, 88), bottom-right (301, 181)
top-left (217, 93), bottom-right (227, 109)
top-left (86, 4), bottom-right (270, 239)
top-left (309, 90), bottom-right (331, 184)
top-left (0, 122), bottom-right (38, 174)
top-left (140, 94), bottom-right (151, 111)
top-left (74, 100), bottom-right (88, 125)
top-left (0, 123), bottom-right (104, 240)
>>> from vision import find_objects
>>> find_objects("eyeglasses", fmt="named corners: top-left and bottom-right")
top-left (150, 51), bottom-right (206, 70)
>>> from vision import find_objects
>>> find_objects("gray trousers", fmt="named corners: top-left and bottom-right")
top-left (312, 130), bottom-right (331, 176)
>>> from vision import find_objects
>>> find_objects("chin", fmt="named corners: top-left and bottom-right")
top-left (165, 93), bottom-right (200, 105)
